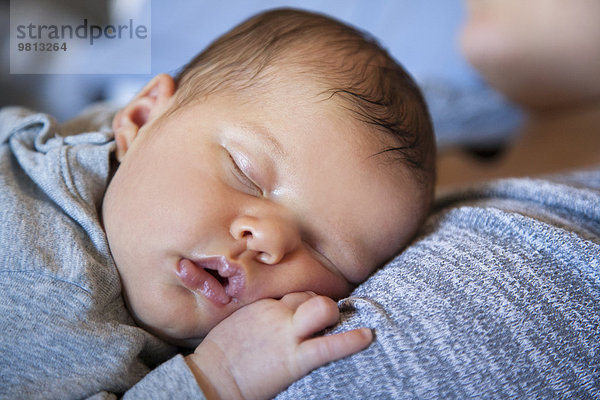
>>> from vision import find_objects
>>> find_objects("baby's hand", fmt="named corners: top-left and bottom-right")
top-left (185, 292), bottom-right (372, 400)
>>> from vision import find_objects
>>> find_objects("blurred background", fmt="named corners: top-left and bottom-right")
top-left (1, 0), bottom-right (522, 150)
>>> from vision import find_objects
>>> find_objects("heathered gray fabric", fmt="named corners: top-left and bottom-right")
top-left (0, 108), bottom-right (205, 399)
top-left (278, 169), bottom-right (600, 399)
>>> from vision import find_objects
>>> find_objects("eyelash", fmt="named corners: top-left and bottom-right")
top-left (228, 152), bottom-right (262, 195)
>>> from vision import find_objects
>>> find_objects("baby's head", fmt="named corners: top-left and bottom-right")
top-left (102, 8), bottom-right (435, 346)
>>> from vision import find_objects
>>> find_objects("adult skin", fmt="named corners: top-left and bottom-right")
top-left (437, 0), bottom-right (600, 189)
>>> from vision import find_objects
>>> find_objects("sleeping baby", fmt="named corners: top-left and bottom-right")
top-left (0, 8), bottom-right (435, 399)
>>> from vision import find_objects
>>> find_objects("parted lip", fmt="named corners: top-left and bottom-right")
top-left (176, 256), bottom-right (246, 304)
top-left (196, 255), bottom-right (246, 298)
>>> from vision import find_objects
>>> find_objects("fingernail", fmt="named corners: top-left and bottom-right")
top-left (361, 328), bottom-right (374, 341)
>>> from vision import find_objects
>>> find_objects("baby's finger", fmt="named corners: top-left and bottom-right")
top-left (279, 291), bottom-right (316, 311)
top-left (297, 328), bottom-right (373, 374)
top-left (292, 295), bottom-right (339, 339)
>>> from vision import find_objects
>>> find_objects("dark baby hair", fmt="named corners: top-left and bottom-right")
top-left (174, 8), bottom-right (436, 203)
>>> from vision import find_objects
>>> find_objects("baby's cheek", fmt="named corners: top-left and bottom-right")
top-left (310, 271), bottom-right (353, 301)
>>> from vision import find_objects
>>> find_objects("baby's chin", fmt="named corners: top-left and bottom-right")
top-left (143, 322), bottom-right (206, 348)
top-left (126, 303), bottom-right (208, 349)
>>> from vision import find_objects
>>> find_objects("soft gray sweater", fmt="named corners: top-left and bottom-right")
top-left (0, 108), bottom-right (205, 399)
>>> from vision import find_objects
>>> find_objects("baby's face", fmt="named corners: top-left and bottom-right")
top-left (102, 77), bottom-right (422, 346)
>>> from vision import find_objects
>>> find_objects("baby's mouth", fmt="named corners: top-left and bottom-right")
top-left (176, 256), bottom-right (245, 305)
top-left (206, 268), bottom-right (227, 286)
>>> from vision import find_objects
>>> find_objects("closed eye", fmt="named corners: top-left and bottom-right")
top-left (227, 151), bottom-right (262, 196)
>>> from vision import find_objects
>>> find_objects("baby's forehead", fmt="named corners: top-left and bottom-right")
top-left (221, 72), bottom-right (406, 171)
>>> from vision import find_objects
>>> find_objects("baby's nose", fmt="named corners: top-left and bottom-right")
top-left (230, 214), bottom-right (301, 264)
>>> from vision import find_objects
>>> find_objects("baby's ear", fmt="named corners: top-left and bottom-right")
top-left (112, 73), bottom-right (175, 161)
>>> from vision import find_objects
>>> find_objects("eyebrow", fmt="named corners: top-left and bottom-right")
top-left (241, 123), bottom-right (286, 159)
